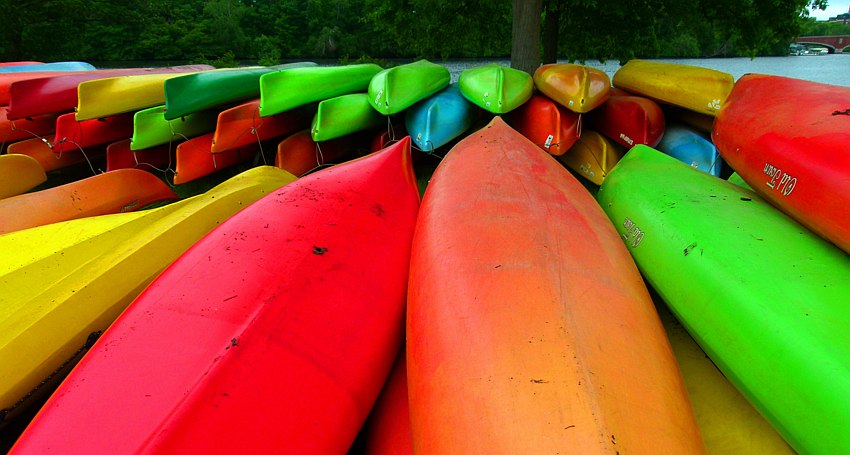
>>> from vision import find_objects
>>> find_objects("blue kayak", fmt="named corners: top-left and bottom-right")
top-left (0, 61), bottom-right (96, 73)
top-left (404, 84), bottom-right (475, 152)
top-left (656, 123), bottom-right (722, 176)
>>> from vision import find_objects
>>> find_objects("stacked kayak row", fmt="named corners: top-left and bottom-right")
top-left (1, 58), bottom-right (849, 455)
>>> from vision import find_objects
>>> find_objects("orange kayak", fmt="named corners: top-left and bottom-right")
top-left (7, 137), bottom-right (104, 172)
top-left (407, 117), bottom-right (704, 453)
top-left (0, 168), bottom-right (178, 234)
top-left (533, 63), bottom-right (611, 113)
top-left (275, 129), bottom-right (370, 177)
top-left (0, 154), bottom-right (47, 199)
top-left (210, 100), bottom-right (313, 154)
top-left (1, 106), bottom-right (56, 146)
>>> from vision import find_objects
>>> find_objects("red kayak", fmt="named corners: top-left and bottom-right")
top-left (713, 74), bottom-right (850, 253)
top-left (173, 132), bottom-right (256, 184)
top-left (11, 138), bottom-right (419, 454)
top-left (360, 351), bottom-right (414, 455)
top-left (587, 95), bottom-right (665, 148)
top-left (210, 100), bottom-right (313, 153)
top-left (106, 139), bottom-right (172, 172)
top-left (5, 65), bottom-right (213, 119)
top-left (52, 112), bottom-right (134, 154)
top-left (506, 94), bottom-right (581, 156)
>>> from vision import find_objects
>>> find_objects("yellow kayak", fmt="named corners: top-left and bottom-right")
top-left (557, 129), bottom-right (624, 186)
top-left (0, 154), bottom-right (46, 199)
top-left (75, 72), bottom-right (205, 121)
top-left (613, 60), bottom-right (735, 116)
top-left (0, 166), bottom-right (296, 423)
top-left (659, 304), bottom-right (795, 454)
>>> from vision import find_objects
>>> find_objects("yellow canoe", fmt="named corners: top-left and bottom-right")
top-left (557, 129), bottom-right (624, 186)
top-left (0, 154), bottom-right (46, 199)
top-left (0, 166), bottom-right (296, 423)
top-left (76, 72), bottom-right (204, 121)
top-left (613, 60), bottom-right (735, 116)
top-left (659, 304), bottom-right (795, 454)
top-left (533, 63), bottom-right (611, 113)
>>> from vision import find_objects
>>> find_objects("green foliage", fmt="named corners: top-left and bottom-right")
top-left (1, 0), bottom-right (836, 63)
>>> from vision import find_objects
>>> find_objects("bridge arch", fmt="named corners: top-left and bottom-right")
top-left (794, 35), bottom-right (849, 53)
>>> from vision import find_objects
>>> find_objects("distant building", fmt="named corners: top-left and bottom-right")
top-left (829, 13), bottom-right (849, 24)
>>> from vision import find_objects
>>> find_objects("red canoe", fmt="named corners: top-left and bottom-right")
top-left (0, 168), bottom-right (177, 235)
top-left (506, 94), bottom-right (581, 156)
top-left (11, 138), bottom-right (420, 454)
top-left (210, 100), bottom-right (313, 153)
top-left (586, 95), bottom-right (665, 148)
top-left (52, 112), bottom-right (134, 154)
top-left (713, 74), bottom-right (850, 253)
top-left (406, 117), bottom-right (704, 453)
top-left (5, 65), bottom-right (213, 119)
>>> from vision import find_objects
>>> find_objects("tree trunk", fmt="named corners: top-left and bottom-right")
top-left (542, 0), bottom-right (560, 64)
top-left (510, 0), bottom-right (543, 74)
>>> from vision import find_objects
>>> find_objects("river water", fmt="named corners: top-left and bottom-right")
top-left (444, 54), bottom-right (850, 87)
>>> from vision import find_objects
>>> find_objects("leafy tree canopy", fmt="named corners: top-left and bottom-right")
top-left (0, 0), bottom-right (836, 64)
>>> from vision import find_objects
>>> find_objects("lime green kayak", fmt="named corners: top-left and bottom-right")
top-left (596, 144), bottom-right (850, 455)
top-left (368, 60), bottom-right (450, 115)
top-left (458, 64), bottom-right (533, 114)
top-left (131, 105), bottom-right (218, 151)
top-left (164, 62), bottom-right (316, 120)
top-left (259, 63), bottom-right (382, 117)
top-left (311, 93), bottom-right (385, 142)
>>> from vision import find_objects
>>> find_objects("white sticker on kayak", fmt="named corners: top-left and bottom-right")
top-left (544, 135), bottom-right (554, 148)
top-left (763, 162), bottom-right (797, 196)
top-left (622, 217), bottom-right (645, 248)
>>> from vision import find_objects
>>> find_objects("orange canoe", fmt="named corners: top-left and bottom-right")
top-left (7, 137), bottom-right (105, 172)
top-left (0, 168), bottom-right (178, 234)
top-left (407, 117), bottom-right (705, 453)
top-left (533, 63), bottom-right (611, 113)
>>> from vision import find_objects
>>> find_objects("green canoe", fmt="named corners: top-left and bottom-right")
top-left (259, 63), bottom-right (382, 118)
top-left (367, 59), bottom-right (450, 115)
top-left (311, 93), bottom-right (385, 142)
top-left (597, 144), bottom-right (850, 455)
top-left (458, 63), bottom-right (533, 114)
top-left (131, 105), bottom-right (218, 151)
top-left (164, 62), bottom-right (316, 120)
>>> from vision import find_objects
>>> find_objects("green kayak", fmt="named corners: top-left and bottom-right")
top-left (164, 62), bottom-right (316, 120)
top-left (458, 63), bottom-right (533, 114)
top-left (596, 144), bottom-right (850, 455)
top-left (131, 105), bottom-right (217, 151)
top-left (311, 93), bottom-right (385, 142)
top-left (259, 63), bottom-right (382, 118)
top-left (367, 59), bottom-right (450, 115)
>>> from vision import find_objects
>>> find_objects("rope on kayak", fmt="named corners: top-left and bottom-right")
top-left (64, 140), bottom-right (100, 175)
top-left (252, 124), bottom-right (268, 166)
